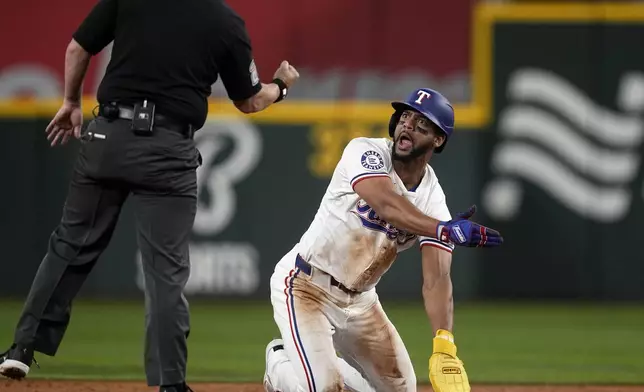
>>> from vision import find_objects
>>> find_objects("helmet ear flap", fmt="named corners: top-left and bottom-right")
top-left (389, 111), bottom-right (401, 137)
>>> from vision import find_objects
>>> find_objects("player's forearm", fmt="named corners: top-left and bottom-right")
top-left (63, 39), bottom-right (92, 105)
top-left (422, 255), bottom-right (454, 334)
top-left (423, 279), bottom-right (453, 334)
top-left (235, 83), bottom-right (280, 113)
top-left (377, 193), bottom-right (441, 238)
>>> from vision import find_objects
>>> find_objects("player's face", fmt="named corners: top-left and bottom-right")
top-left (392, 110), bottom-right (445, 161)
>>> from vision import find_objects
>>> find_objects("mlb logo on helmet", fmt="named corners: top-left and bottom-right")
top-left (388, 88), bottom-right (455, 153)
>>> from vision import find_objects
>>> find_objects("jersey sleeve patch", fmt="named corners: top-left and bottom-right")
top-left (339, 138), bottom-right (391, 189)
top-left (361, 150), bottom-right (385, 171)
top-left (419, 237), bottom-right (455, 253)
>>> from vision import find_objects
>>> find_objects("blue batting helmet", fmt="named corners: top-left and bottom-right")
top-left (388, 88), bottom-right (455, 153)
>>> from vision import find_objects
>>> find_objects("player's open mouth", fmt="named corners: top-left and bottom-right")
top-left (397, 134), bottom-right (413, 151)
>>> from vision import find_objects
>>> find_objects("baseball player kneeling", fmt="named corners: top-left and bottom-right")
top-left (263, 88), bottom-right (503, 392)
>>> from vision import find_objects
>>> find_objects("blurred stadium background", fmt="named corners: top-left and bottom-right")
top-left (1, 0), bottom-right (644, 389)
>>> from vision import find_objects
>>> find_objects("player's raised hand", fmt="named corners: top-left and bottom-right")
top-left (273, 60), bottom-right (300, 87)
top-left (45, 100), bottom-right (83, 147)
top-left (436, 205), bottom-right (504, 248)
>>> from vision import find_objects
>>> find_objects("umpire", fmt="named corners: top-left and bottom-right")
top-left (0, 0), bottom-right (299, 391)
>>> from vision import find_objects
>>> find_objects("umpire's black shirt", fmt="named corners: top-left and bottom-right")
top-left (73, 0), bottom-right (261, 130)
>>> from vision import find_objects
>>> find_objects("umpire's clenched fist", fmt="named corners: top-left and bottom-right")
top-left (273, 60), bottom-right (300, 87)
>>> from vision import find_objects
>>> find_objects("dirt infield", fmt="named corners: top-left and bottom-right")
top-left (2, 380), bottom-right (644, 392)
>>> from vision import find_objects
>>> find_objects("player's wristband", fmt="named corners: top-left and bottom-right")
top-left (433, 329), bottom-right (457, 357)
top-left (273, 78), bottom-right (288, 103)
top-left (435, 329), bottom-right (454, 343)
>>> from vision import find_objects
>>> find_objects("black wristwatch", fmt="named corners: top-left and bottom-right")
top-left (272, 78), bottom-right (288, 103)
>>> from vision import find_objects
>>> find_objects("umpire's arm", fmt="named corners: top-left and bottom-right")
top-left (420, 245), bottom-right (454, 334)
top-left (217, 17), bottom-right (298, 114)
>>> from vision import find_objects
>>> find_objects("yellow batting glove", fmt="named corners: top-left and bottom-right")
top-left (429, 329), bottom-right (471, 392)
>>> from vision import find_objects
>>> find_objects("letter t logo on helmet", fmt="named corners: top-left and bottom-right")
top-left (415, 90), bottom-right (432, 104)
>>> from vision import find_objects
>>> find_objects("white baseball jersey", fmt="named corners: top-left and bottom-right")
top-left (296, 136), bottom-right (454, 292)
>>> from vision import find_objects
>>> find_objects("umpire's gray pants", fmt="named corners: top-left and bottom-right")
top-left (12, 116), bottom-right (201, 386)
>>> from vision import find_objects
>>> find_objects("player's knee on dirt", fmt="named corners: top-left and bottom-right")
top-left (378, 373), bottom-right (416, 392)
top-left (366, 358), bottom-right (415, 392)
top-left (318, 369), bottom-right (344, 392)
top-left (320, 381), bottom-right (344, 392)
top-left (406, 371), bottom-right (417, 391)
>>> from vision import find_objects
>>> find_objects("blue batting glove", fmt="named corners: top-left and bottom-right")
top-left (436, 205), bottom-right (504, 248)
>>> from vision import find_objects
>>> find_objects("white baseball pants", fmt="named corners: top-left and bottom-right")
top-left (266, 247), bottom-right (417, 392)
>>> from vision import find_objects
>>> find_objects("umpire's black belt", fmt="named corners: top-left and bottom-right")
top-left (295, 254), bottom-right (360, 295)
top-left (98, 103), bottom-right (195, 139)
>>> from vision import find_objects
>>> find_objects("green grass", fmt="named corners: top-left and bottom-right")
top-left (0, 300), bottom-right (643, 384)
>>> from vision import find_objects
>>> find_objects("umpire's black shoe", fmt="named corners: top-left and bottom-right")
top-left (0, 343), bottom-right (35, 380)
top-left (159, 382), bottom-right (194, 392)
